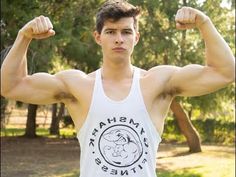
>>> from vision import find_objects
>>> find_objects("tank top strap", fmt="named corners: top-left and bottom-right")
top-left (132, 66), bottom-right (140, 87)
top-left (94, 68), bottom-right (107, 101)
top-left (95, 68), bottom-right (102, 89)
top-left (128, 66), bottom-right (141, 99)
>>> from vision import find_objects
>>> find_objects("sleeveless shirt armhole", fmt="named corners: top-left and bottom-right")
top-left (77, 69), bottom-right (100, 138)
top-left (135, 67), bottom-right (162, 143)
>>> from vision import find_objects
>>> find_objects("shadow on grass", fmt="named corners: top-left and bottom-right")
top-left (60, 168), bottom-right (202, 177)
top-left (56, 170), bottom-right (80, 177)
top-left (158, 151), bottom-right (194, 159)
top-left (157, 168), bottom-right (202, 177)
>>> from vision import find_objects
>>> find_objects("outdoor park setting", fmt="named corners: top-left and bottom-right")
top-left (1, 0), bottom-right (235, 177)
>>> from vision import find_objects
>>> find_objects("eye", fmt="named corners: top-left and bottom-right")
top-left (105, 30), bottom-right (115, 34)
top-left (123, 30), bottom-right (133, 35)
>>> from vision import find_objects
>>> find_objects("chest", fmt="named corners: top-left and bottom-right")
top-left (67, 75), bottom-right (172, 133)
top-left (102, 78), bottom-right (133, 101)
top-left (69, 75), bottom-right (168, 114)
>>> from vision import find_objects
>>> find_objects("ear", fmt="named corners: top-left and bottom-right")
top-left (93, 31), bottom-right (101, 46)
top-left (134, 31), bottom-right (140, 46)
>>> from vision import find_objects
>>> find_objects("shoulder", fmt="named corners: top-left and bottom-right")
top-left (54, 69), bottom-right (96, 81)
top-left (55, 69), bottom-right (86, 78)
top-left (138, 65), bottom-right (182, 97)
top-left (140, 65), bottom-right (179, 79)
top-left (53, 69), bottom-right (97, 103)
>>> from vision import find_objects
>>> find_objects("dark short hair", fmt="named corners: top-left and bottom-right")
top-left (96, 0), bottom-right (140, 34)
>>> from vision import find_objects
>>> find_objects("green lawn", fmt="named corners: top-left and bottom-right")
top-left (50, 158), bottom-right (234, 177)
top-left (43, 170), bottom-right (201, 177)
top-left (1, 128), bottom-right (234, 177)
top-left (51, 168), bottom-right (232, 177)
top-left (1, 127), bottom-right (76, 138)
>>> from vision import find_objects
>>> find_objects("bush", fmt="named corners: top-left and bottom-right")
top-left (61, 115), bottom-right (75, 128)
top-left (162, 118), bottom-right (235, 145)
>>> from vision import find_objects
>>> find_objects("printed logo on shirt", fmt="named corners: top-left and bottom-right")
top-left (89, 116), bottom-right (149, 176)
top-left (99, 124), bottom-right (143, 168)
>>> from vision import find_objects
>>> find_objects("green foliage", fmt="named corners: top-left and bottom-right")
top-left (1, 0), bottom-right (234, 120)
top-left (162, 117), bottom-right (235, 145)
top-left (131, 0), bottom-right (235, 119)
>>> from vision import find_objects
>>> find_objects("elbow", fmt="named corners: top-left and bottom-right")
top-left (1, 88), bottom-right (12, 99)
top-left (221, 63), bottom-right (235, 84)
top-left (223, 69), bottom-right (235, 85)
top-left (1, 83), bottom-right (17, 99)
top-left (1, 85), bottom-right (8, 98)
top-left (228, 65), bottom-right (235, 83)
top-left (227, 75), bottom-right (235, 84)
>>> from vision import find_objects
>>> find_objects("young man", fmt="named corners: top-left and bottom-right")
top-left (1, 0), bottom-right (234, 176)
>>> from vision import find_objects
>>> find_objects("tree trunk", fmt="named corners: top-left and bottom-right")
top-left (57, 103), bottom-right (65, 122)
top-left (169, 0), bottom-right (202, 153)
top-left (50, 103), bottom-right (65, 135)
top-left (170, 99), bottom-right (202, 152)
top-left (50, 103), bottom-right (59, 135)
top-left (1, 96), bottom-right (8, 128)
top-left (24, 104), bottom-right (38, 138)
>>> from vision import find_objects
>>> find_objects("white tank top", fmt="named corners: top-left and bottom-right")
top-left (77, 67), bottom-right (161, 177)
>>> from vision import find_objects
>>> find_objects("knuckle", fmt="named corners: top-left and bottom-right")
top-left (35, 17), bottom-right (41, 23)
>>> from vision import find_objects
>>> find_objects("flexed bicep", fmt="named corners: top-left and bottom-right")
top-left (4, 72), bottom-right (70, 105)
top-left (166, 64), bottom-right (232, 97)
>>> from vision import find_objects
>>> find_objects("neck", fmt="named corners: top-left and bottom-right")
top-left (101, 60), bottom-right (133, 81)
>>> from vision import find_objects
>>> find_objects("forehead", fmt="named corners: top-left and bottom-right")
top-left (102, 17), bottom-right (135, 30)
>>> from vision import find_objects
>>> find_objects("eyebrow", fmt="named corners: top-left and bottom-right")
top-left (104, 28), bottom-right (133, 32)
top-left (123, 28), bottom-right (133, 32)
top-left (104, 28), bottom-right (116, 31)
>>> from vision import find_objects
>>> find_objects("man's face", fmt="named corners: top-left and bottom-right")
top-left (94, 17), bottom-right (140, 63)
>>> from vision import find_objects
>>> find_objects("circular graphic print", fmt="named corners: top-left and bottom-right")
top-left (98, 124), bottom-right (143, 168)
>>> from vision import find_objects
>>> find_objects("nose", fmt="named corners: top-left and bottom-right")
top-left (115, 32), bottom-right (124, 44)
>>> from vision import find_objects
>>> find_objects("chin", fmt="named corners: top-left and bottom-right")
top-left (111, 56), bottom-right (128, 63)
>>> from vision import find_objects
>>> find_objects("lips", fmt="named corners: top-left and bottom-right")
top-left (112, 47), bottom-right (126, 52)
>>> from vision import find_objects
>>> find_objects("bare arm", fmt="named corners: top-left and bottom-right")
top-left (1, 16), bottom-right (69, 104)
top-left (165, 7), bottom-right (235, 97)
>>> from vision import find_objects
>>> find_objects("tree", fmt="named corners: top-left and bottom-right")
top-left (131, 0), bottom-right (234, 151)
top-left (1, 0), bottom-right (55, 137)
top-left (24, 104), bottom-right (38, 138)
top-left (1, 0), bottom-right (234, 143)
top-left (2, 0), bottom-right (103, 137)
top-left (50, 103), bottom-right (65, 136)
top-left (170, 100), bottom-right (201, 152)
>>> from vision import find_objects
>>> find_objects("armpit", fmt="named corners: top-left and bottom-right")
top-left (160, 86), bottom-right (183, 98)
top-left (54, 92), bottom-right (77, 102)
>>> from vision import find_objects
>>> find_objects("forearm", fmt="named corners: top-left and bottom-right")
top-left (1, 32), bottom-right (31, 95)
top-left (199, 18), bottom-right (235, 80)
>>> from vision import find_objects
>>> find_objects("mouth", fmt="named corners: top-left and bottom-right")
top-left (112, 47), bottom-right (126, 52)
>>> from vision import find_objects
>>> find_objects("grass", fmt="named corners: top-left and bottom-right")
top-left (1, 127), bottom-right (76, 138)
top-left (157, 170), bottom-right (202, 177)
top-left (49, 157), bottom-right (234, 177)
top-left (55, 170), bottom-right (202, 177)
top-left (1, 127), bottom-right (235, 177)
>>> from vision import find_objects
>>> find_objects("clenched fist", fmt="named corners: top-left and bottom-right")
top-left (19, 15), bottom-right (55, 39)
top-left (175, 7), bottom-right (209, 30)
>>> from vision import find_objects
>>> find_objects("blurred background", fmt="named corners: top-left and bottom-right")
top-left (1, 0), bottom-right (235, 177)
